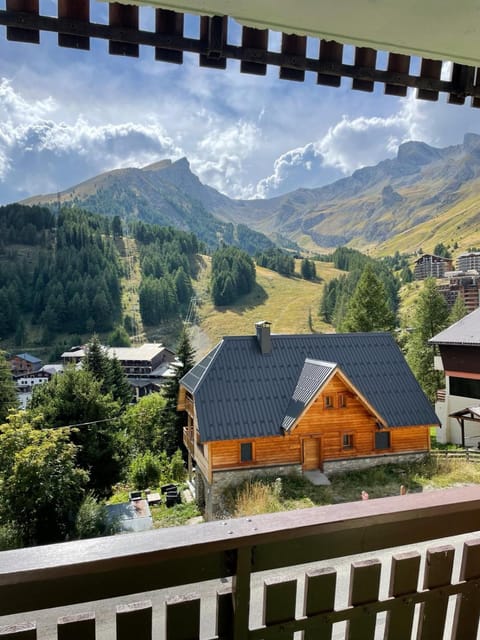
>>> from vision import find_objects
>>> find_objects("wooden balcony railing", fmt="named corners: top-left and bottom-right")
top-left (2, 486), bottom-right (480, 638)
top-left (183, 426), bottom-right (210, 481)
top-left (183, 425), bottom-right (195, 458)
top-left (185, 396), bottom-right (194, 415)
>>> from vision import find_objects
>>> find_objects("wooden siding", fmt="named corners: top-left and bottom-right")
top-left (438, 345), bottom-right (480, 376)
top-left (207, 373), bottom-right (430, 471)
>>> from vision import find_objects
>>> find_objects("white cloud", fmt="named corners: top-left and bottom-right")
top-left (193, 120), bottom-right (261, 197)
top-left (0, 79), bottom-right (184, 201)
top-left (255, 101), bottom-right (421, 197)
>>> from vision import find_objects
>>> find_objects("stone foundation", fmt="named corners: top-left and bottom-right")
top-left (323, 451), bottom-right (429, 475)
top-left (198, 464), bottom-right (302, 520)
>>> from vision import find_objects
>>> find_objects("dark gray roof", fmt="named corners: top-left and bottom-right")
top-left (282, 359), bottom-right (336, 431)
top-left (181, 332), bottom-right (439, 442)
top-left (15, 353), bottom-right (41, 364)
top-left (430, 308), bottom-right (480, 345)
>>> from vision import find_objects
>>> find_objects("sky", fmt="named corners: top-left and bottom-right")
top-left (2, 0), bottom-right (480, 205)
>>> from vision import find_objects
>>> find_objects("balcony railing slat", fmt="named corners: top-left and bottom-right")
top-left (263, 576), bottom-right (297, 638)
top-left (303, 567), bottom-right (336, 639)
top-left (57, 612), bottom-right (96, 640)
top-left (418, 545), bottom-right (454, 639)
top-left (384, 551), bottom-right (420, 640)
top-left (451, 539), bottom-right (480, 639)
top-left (0, 623), bottom-right (36, 639)
top-left (165, 594), bottom-right (200, 640)
top-left (215, 588), bottom-right (234, 640)
top-left (346, 559), bottom-right (381, 639)
top-left (116, 601), bottom-right (152, 640)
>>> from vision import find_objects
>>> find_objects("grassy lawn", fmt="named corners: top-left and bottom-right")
top-left (226, 456), bottom-right (480, 518)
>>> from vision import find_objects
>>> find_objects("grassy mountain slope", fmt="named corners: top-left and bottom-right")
top-left (190, 257), bottom-right (341, 356)
top-left (22, 159), bottom-right (278, 254)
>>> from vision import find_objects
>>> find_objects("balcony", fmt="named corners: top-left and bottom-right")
top-left (1, 486), bottom-right (480, 639)
top-left (183, 426), bottom-right (210, 481)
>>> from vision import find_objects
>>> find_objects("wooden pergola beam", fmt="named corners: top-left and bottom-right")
top-left (0, 7), bottom-right (479, 105)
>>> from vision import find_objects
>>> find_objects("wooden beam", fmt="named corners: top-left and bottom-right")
top-left (6, 0), bottom-right (39, 43)
top-left (58, 0), bottom-right (89, 50)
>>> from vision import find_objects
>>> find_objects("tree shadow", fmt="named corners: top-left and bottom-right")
top-left (214, 283), bottom-right (268, 314)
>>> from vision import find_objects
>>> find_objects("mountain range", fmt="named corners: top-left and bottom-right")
top-left (22, 133), bottom-right (480, 255)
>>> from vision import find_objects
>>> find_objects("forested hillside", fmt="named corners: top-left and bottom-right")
top-left (134, 221), bottom-right (199, 326)
top-left (319, 247), bottom-right (403, 329)
top-left (0, 205), bottom-right (203, 350)
top-left (23, 159), bottom-right (280, 256)
top-left (0, 205), bottom-right (122, 343)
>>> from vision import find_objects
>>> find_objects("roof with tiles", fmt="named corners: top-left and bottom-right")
top-left (430, 307), bottom-right (480, 345)
top-left (181, 330), bottom-right (439, 442)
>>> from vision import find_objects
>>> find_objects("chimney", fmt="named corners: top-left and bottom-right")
top-left (255, 321), bottom-right (272, 355)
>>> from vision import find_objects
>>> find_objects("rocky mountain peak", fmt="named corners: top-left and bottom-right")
top-left (396, 140), bottom-right (441, 166)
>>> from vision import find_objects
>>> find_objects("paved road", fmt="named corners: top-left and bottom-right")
top-left (2, 531), bottom-right (479, 639)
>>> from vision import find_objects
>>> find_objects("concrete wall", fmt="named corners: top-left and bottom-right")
top-left (323, 451), bottom-right (428, 475)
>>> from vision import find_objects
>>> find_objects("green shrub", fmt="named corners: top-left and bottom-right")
top-left (75, 492), bottom-right (119, 539)
top-left (169, 449), bottom-right (186, 482)
top-left (129, 452), bottom-right (162, 489)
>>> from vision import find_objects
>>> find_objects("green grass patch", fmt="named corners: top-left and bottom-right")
top-left (222, 456), bottom-right (480, 518)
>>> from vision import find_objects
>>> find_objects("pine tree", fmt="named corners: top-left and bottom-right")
top-left (406, 278), bottom-right (449, 402)
top-left (449, 295), bottom-right (468, 324)
top-left (161, 327), bottom-right (196, 456)
top-left (340, 264), bottom-right (395, 332)
top-left (83, 335), bottom-right (110, 382)
top-left (0, 351), bottom-right (17, 423)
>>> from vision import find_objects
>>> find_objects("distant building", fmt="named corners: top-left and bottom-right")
top-left (457, 251), bottom-right (480, 272)
top-left (431, 308), bottom-right (480, 447)
top-left (14, 364), bottom-right (63, 409)
top-left (436, 270), bottom-right (480, 312)
top-left (61, 343), bottom-right (178, 399)
top-left (9, 353), bottom-right (42, 375)
top-left (413, 254), bottom-right (453, 280)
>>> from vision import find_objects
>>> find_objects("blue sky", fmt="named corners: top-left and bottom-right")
top-left (1, 0), bottom-right (480, 205)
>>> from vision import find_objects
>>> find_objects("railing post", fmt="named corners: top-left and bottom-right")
top-left (232, 546), bottom-right (252, 640)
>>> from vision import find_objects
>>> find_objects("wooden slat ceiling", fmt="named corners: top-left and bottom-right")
top-left (2, 0), bottom-right (480, 107)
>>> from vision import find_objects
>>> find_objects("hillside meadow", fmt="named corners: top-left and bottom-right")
top-left (191, 257), bottom-right (342, 352)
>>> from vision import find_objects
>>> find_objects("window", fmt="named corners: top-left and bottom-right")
top-left (324, 395), bottom-right (333, 409)
top-left (342, 434), bottom-right (353, 449)
top-left (240, 442), bottom-right (253, 462)
top-left (338, 393), bottom-right (347, 408)
top-left (375, 431), bottom-right (391, 450)
top-left (450, 377), bottom-right (480, 399)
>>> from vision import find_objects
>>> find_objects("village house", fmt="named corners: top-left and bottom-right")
top-left (431, 307), bottom-right (480, 447)
top-left (179, 322), bottom-right (438, 517)
top-left (8, 352), bottom-right (42, 375)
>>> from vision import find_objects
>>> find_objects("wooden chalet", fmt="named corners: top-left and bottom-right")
top-left (8, 352), bottom-right (42, 375)
top-left (179, 322), bottom-right (438, 517)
